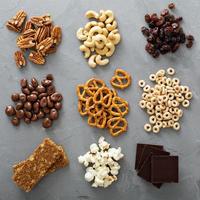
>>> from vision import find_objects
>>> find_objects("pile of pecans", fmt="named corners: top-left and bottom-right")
top-left (6, 10), bottom-right (62, 67)
top-left (138, 68), bottom-right (192, 133)
top-left (5, 74), bottom-right (63, 128)
top-left (76, 78), bottom-right (128, 136)
top-left (76, 10), bottom-right (121, 68)
top-left (141, 3), bottom-right (194, 58)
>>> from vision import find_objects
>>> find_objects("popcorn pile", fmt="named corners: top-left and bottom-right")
top-left (138, 67), bottom-right (193, 133)
top-left (78, 137), bottom-right (124, 188)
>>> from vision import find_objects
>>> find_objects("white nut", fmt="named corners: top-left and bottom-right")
top-left (108, 32), bottom-right (121, 45)
top-left (88, 55), bottom-right (97, 68)
top-left (85, 21), bottom-right (98, 31)
top-left (76, 28), bottom-right (88, 41)
top-left (85, 10), bottom-right (99, 19)
top-left (84, 37), bottom-right (95, 48)
top-left (102, 28), bottom-right (109, 37)
top-left (79, 45), bottom-right (91, 58)
top-left (106, 20), bottom-right (118, 31)
top-left (105, 10), bottom-right (114, 24)
top-left (99, 10), bottom-right (106, 22)
top-left (93, 34), bottom-right (107, 44)
top-left (95, 55), bottom-right (109, 66)
top-left (95, 41), bottom-right (105, 49)
top-left (106, 42), bottom-right (115, 57)
top-left (95, 46), bottom-right (108, 56)
top-left (89, 26), bottom-right (103, 36)
top-left (98, 22), bottom-right (105, 28)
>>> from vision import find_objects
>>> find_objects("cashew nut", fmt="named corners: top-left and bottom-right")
top-left (108, 32), bottom-right (121, 45)
top-left (88, 55), bottom-right (97, 68)
top-left (88, 26), bottom-right (103, 36)
top-left (106, 42), bottom-right (115, 57)
top-left (85, 10), bottom-right (99, 19)
top-left (98, 22), bottom-right (105, 28)
top-left (106, 20), bottom-right (118, 31)
top-left (76, 28), bottom-right (88, 41)
top-left (102, 28), bottom-right (108, 37)
top-left (84, 38), bottom-right (95, 48)
top-left (85, 21), bottom-right (98, 31)
top-left (95, 46), bottom-right (108, 56)
top-left (93, 34), bottom-right (107, 44)
top-left (94, 41), bottom-right (104, 49)
top-left (95, 55), bottom-right (109, 66)
top-left (99, 10), bottom-right (106, 22)
top-left (105, 10), bottom-right (114, 24)
top-left (80, 45), bottom-right (91, 58)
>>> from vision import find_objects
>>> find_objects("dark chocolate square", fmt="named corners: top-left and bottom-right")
top-left (137, 146), bottom-right (169, 170)
top-left (151, 156), bottom-right (179, 183)
top-left (137, 153), bottom-right (162, 188)
top-left (135, 144), bottom-right (163, 170)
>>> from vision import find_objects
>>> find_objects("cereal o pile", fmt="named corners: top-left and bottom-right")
top-left (138, 68), bottom-right (192, 133)
top-left (78, 137), bottom-right (124, 188)
top-left (76, 10), bottom-right (121, 68)
top-left (76, 78), bottom-right (128, 136)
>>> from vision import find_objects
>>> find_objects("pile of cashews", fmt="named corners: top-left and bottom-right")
top-left (76, 10), bottom-right (121, 68)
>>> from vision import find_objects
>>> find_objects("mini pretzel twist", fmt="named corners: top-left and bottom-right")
top-left (110, 69), bottom-right (132, 89)
top-left (107, 117), bottom-right (128, 137)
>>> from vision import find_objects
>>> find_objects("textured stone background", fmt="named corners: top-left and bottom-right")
top-left (0, 0), bottom-right (200, 199)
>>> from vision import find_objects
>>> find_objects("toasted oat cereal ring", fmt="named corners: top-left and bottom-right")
top-left (76, 84), bottom-right (91, 101)
top-left (78, 100), bottom-right (87, 116)
top-left (96, 112), bottom-right (107, 129)
top-left (107, 117), bottom-right (128, 136)
top-left (110, 69), bottom-right (131, 89)
top-left (86, 97), bottom-right (104, 117)
top-left (93, 87), bottom-right (112, 108)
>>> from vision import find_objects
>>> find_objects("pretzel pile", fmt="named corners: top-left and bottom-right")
top-left (76, 78), bottom-right (129, 136)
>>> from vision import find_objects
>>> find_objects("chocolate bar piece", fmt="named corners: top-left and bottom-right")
top-left (137, 145), bottom-right (168, 170)
top-left (12, 138), bottom-right (68, 192)
top-left (135, 144), bottom-right (163, 170)
top-left (137, 147), bottom-right (170, 188)
top-left (151, 156), bottom-right (179, 183)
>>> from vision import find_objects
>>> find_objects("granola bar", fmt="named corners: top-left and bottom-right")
top-left (12, 138), bottom-right (68, 192)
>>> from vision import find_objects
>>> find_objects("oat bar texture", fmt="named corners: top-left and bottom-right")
top-left (12, 138), bottom-right (69, 192)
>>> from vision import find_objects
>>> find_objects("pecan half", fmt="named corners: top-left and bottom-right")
top-left (6, 10), bottom-right (27, 32)
top-left (45, 45), bottom-right (57, 54)
top-left (22, 29), bottom-right (36, 39)
top-left (35, 26), bottom-right (49, 43)
top-left (29, 51), bottom-right (45, 65)
top-left (23, 21), bottom-right (33, 32)
top-left (51, 26), bottom-right (62, 45)
top-left (14, 51), bottom-right (26, 68)
top-left (36, 37), bottom-right (53, 55)
top-left (17, 37), bottom-right (35, 49)
top-left (30, 14), bottom-right (52, 27)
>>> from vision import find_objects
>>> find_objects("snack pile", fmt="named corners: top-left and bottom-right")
top-left (76, 78), bottom-right (129, 136)
top-left (12, 138), bottom-right (69, 192)
top-left (135, 143), bottom-right (178, 188)
top-left (78, 137), bottom-right (123, 188)
top-left (76, 10), bottom-right (121, 68)
top-left (138, 67), bottom-right (192, 133)
top-left (141, 3), bottom-right (194, 58)
top-left (5, 74), bottom-right (63, 128)
top-left (110, 69), bottom-right (132, 90)
top-left (6, 10), bottom-right (62, 67)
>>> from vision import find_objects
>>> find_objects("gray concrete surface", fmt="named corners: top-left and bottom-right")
top-left (0, 0), bottom-right (200, 199)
